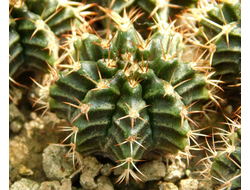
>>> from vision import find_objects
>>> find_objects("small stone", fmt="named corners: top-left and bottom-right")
top-left (185, 169), bottom-right (191, 177)
top-left (82, 156), bottom-right (103, 178)
top-left (60, 178), bottom-right (72, 190)
top-left (10, 178), bottom-right (39, 190)
top-left (80, 175), bottom-right (97, 189)
top-left (179, 179), bottom-right (199, 190)
top-left (39, 181), bottom-right (60, 190)
top-left (164, 165), bottom-right (183, 182)
top-left (30, 112), bottom-right (37, 120)
top-left (38, 179), bottom-right (72, 190)
top-left (18, 165), bottom-right (34, 176)
top-left (42, 144), bottom-right (74, 181)
top-left (137, 159), bottom-right (166, 181)
top-left (9, 137), bottom-right (29, 182)
top-left (93, 176), bottom-right (114, 190)
top-left (164, 161), bottom-right (185, 183)
top-left (79, 156), bottom-right (103, 189)
top-left (100, 163), bottom-right (114, 176)
top-left (10, 121), bottom-right (23, 133)
top-left (158, 182), bottom-right (178, 190)
top-left (9, 103), bottom-right (25, 133)
top-left (9, 103), bottom-right (25, 121)
top-left (113, 166), bottom-right (123, 176)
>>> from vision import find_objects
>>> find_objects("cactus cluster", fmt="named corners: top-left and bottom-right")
top-left (9, 0), bottom-right (241, 189)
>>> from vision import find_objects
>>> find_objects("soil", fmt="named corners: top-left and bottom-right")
top-left (9, 103), bottom-right (69, 185)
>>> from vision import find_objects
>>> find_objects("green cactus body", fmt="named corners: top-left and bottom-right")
top-left (9, 15), bottom-right (25, 77)
top-left (9, 2), bottom-right (57, 76)
top-left (208, 118), bottom-right (241, 189)
top-left (48, 7), bottom-right (210, 182)
top-left (210, 138), bottom-right (241, 190)
top-left (9, 0), bottom-right (93, 77)
top-left (24, 0), bottom-right (83, 36)
top-left (194, 0), bottom-right (241, 85)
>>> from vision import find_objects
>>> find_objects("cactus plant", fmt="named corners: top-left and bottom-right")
top-left (47, 4), bottom-right (216, 184)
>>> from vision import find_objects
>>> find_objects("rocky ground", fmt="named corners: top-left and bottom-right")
top-left (9, 100), bottom-right (214, 190)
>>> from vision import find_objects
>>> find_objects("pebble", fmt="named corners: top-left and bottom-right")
top-left (79, 156), bottom-right (103, 189)
top-left (93, 176), bottom-right (114, 190)
top-left (137, 159), bottom-right (166, 181)
top-left (113, 166), bottom-right (123, 176)
top-left (39, 181), bottom-right (60, 190)
top-left (9, 103), bottom-right (25, 133)
top-left (100, 163), bottom-right (114, 176)
top-left (42, 144), bottom-right (74, 181)
top-left (10, 178), bottom-right (39, 190)
top-left (60, 178), bottom-right (72, 190)
top-left (158, 181), bottom-right (178, 190)
top-left (10, 121), bottom-right (23, 133)
top-left (80, 175), bottom-right (97, 189)
top-left (179, 179), bottom-right (199, 190)
top-left (18, 165), bottom-right (34, 176)
top-left (38, 179), bottom-right (72, 190)
top-left (24, 112), bottom-right (45, 138)
top-left (164, 161), bottom-right (185, 183)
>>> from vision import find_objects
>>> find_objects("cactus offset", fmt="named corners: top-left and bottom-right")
top-left (185, 0), bottom-right (241, 85)
top-left (9, 0), bottom-right (96, 78)
top-left (210, 117), bottom-right (241, 190)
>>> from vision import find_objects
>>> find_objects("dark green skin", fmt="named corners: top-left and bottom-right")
top-left (198, 1), bottom-right (241, 85)
top-left (210, 148), bottom-right (241, 189)
top-left (10, 2), bottom-right (58, 76)
top-left (49, 23), bottom-right (209, 168)
top-left (9, 0), bottom-right (83, 77)
top-left (210, 128), bottom-right (241, 189)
